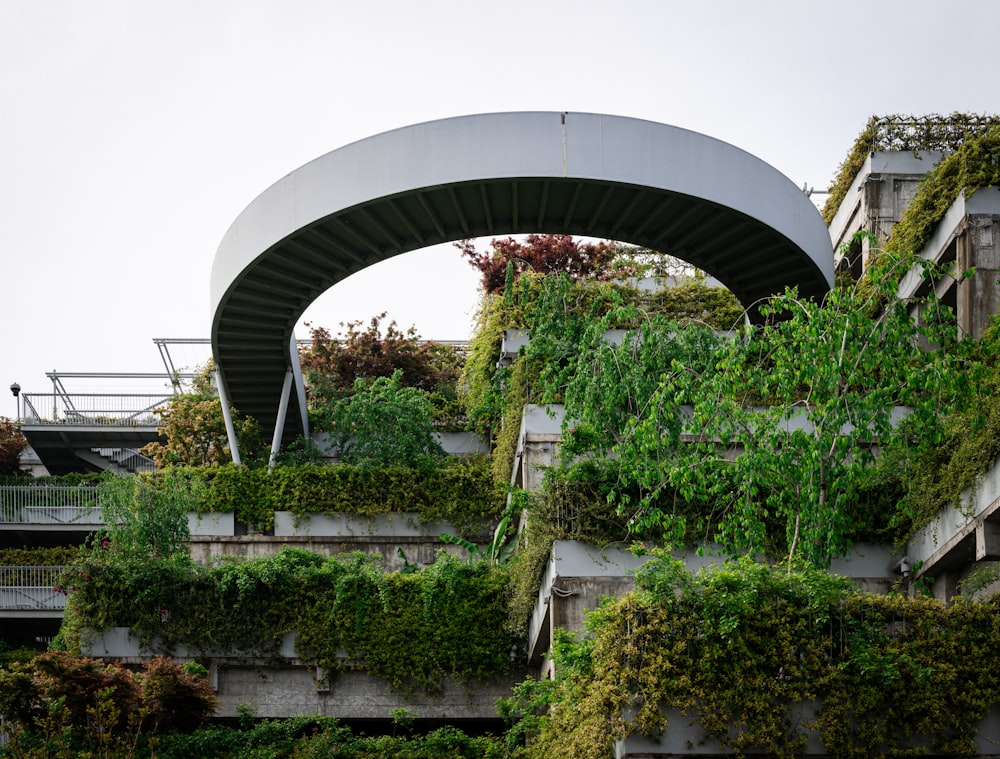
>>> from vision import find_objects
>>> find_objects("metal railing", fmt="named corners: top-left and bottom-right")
top-left (93, 447), bottom-right (157, 474)
top-left (20, 393), bottom-right (169, 426)
top-left (0, 566), bottom-right (66, 610)
top-left (0, 486), bottom-right (101, 525)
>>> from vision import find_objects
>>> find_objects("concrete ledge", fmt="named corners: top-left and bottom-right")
top-left (614, 703), bottom-right (1000, 757)
top-left (273, 511), bottom-right (472, 538)
top-left (80, 626), bottom-right (519, 721)
top-left (214, 666), bottom-right (522, 720)
top-left (527, 541), bottom-right (899, 667)
top-left (188, 511), bottom-right (234, 536)
top-left (908, 451), bottom-right (1000, 580)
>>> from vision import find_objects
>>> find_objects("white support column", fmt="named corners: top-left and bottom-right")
top-left (289, 334), bottom-right (309, 439)
top-left (268, 368), bottom-right (294, 471)
top-left (214, 368), bottom-right (242, 466)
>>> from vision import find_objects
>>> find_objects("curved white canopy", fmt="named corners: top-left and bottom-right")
top-left (211, 112), bottom-right (834, 439)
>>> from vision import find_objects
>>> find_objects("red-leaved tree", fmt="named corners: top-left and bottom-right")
top-left (0, 417), bottom-right (27, 475)
top-left (457, 234), bottom-right (624, 294)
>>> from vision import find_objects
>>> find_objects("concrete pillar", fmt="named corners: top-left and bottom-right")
top-left (976, 521), bottom-right (1000, 561)
top-left (931, 570), bottom-right (960, 604)
top-left (957, 216), bottom-right (1000, 339)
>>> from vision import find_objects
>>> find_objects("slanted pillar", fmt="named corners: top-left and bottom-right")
top-left (289, 334), bottom-right (309, 438)
top-left (214, 368), bottom-right (241, 466)
top-left (268, 369), bottom-right (294, 471)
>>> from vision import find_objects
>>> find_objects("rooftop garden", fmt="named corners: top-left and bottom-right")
top-left (8, 200), bottom-right (1000, 755)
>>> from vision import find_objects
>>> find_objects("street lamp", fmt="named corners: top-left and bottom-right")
top-left (9, 382), bottom-right (20, 420)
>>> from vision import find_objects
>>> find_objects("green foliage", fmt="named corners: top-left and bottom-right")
top-left (646, 278), bottom-right (744, 329)
top-left (615, 261), bottom-right (968, 566)
top-left (0, 652), bottom-right (216, 753)
top-left (299, 314), bottom-right (466, 435)
top-left (97, 469), bottom-right (201, 559)
top-left (317, 371), bottom-right (446, 470)
top-left (885, 125), bottom-right (1000, 259)
top-left (885, 316), bottom-right (1000, 533)
top-left (0, 472), bottom-right (103, 488)
top-left (505, 463), bottom-right (639, 637)
top-left (462, 268), bottom-right (740, 489)
top-left (0, 546), bottom-right (83, 569)
top-left (521, 556), bottom-right (1000, 758)
top-left (440, 502), bottom-right (519, 566)
top-left (194, 457), bottom-right (503, 536)
top-left (141, 390), bottom-right (263, 468)
top-left (60, 548), bottom-right (517, 695)
top-left (822, 113), bottom-right (1000, 224)
top-left (147, 718), bottom-right (508, 759)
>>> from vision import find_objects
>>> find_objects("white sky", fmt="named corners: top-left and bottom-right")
top-left (2, 0), bottom-right (999, 405)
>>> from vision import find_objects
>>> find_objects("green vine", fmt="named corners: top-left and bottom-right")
top-left (885, 125), bottom-right (1000, 257)
top-left (516, 554), bottom-right (1000, 758)
top-left (822, 113), bottom-right (1000, 224)
top-left (68, 459), bottom-right (506, 537)
top-left (61, 548), bottom-right (517, 695)
top-left (0, 546), bottom-right (83, 569)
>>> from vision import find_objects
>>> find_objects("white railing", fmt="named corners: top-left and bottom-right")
top-left (20, 393), bottom-right (168, 426)
top-left (0, 566), bottom-right (66, 610)
top-left (0, 486), bottom-right (101, 525)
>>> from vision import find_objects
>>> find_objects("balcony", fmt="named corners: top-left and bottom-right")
top-left (0, 566), bottom-right (66, 618)
top-left (18, 390), bottom-right (167, 475)
top-left (0, 486), bottom-right (102, 531)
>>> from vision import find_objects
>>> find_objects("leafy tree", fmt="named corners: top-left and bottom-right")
top-left (622, 255), bottom-right (970, 565)
top-left (318, 371), bottom-right (446, 470)
top-left (140, 362), bottom-right (262, 468)
top-left (0, 416), bottom-right (27, 475)
top-left (299, 313), bottom-right (461, 400)
top-left (458, 234), bottom-right (622, 294)
top-left (0, 652), bottom-right (216, 752)
top-left (96, 469), bottom-right (202, 559)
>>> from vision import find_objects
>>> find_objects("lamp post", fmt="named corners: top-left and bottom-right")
top-left (9, 383), bottom-right (20, 421)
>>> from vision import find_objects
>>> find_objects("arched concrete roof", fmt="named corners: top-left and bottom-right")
top-left (211, 112), bottom-right (834, 440)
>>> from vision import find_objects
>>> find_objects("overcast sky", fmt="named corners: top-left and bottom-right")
top-left (2, 0), bottom-right (999, 407)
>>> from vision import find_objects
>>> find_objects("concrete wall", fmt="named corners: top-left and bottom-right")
top-left (956, 195), bottom-right (1000, 339)
top-left (81, 627), bottom-right (521, 722)
top-left (187, 534), bottom-right (469, 572)
top-left (213, 666), bottom-right (520, 721)
top-left (828, 151), bottom-right (943, 271)
top-left (614, 703), bottom-right (1000, 758)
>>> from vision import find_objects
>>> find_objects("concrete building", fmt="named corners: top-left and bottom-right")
top-left (6, 112), bottom-right (1000, 754)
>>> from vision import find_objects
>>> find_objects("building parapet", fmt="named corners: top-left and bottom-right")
top-left (907, 446), bottom-right (1000, 600)
top-left (0, 566), bottom-right (66, 615)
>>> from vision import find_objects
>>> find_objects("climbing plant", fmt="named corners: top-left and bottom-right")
top-left (509, 553), bottom-right (1000, 759)
top-left (608, 256), bottom-right (971, 566)
top-left (316, 371), bottom-right (447, 471)
top-left (822, 113), bottom-right (1000, 224)
top-left (60, 548), bottom-right (517, 695)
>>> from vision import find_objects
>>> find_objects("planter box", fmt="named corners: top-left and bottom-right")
top-left (615, 702), bottom-right (1000, 757)
top-left (188, 511), bottom-right (235, 536)
top-left (273, 511), bottom-right (468, 539)
top-left (81, 626), bottom-right (300, 661)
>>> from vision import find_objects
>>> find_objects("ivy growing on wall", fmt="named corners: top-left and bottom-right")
top-left (822, 113), bottom-right (1000, 224)
top-left (510, 553), bottom-right (1000, 759)
top-left (60, 548), bottom-right (518, 695)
